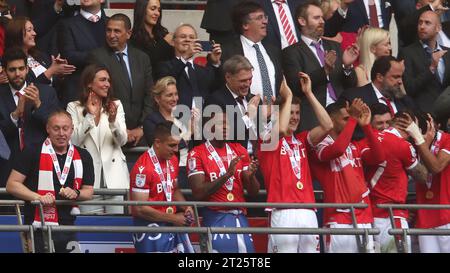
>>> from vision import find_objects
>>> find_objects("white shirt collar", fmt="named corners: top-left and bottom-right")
top-left (384, 127), bottom-right (402, 138)
top-left (301, 35), bottom-right (321, 47)
top-left (177, 56), bottom-right (194, 66)
top-left (116, 44), bottom-right (129, 56)
top-left (240, 35), bottom-right (263, 48)
top-left (80, 9), bottom-right (102, 21)
top-left (371, 83), bottom-right (385, 100)
top-left (10, 82), bottom-right (27, 97)
top-left (226, 84), bottom-right (241, 99)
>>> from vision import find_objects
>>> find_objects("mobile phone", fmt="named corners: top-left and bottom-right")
top-left (199, 40), bottom-right (213, 52)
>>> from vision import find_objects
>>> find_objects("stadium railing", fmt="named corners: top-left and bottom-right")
top-left (377, 204), bottom-right (450, 253)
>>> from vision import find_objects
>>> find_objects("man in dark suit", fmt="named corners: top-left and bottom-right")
top-left (88, 13), bottom-right (153, 147)
top-left (341, 56), bottom-right (416, 115)
top-left (341, 0), bottom-right (391, 33)
top-left (200, 0), bottom-right (240, 45)
top-left (399, 10), bottom-right (450, 114)
top-left (58, 0), bottom-right (107, 106)
top-left (221, 0), bottom-right (283, 99)
top-left (158, 24), bottom-right (222, 109)
top-left (206, 55), bottom-right (260, 154)
top-left (282, 1), bottom-right (358, 131)
top-left (0, 48), bottom-right (59, 187)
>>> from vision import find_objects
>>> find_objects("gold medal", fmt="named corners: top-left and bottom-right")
top-left (425, 190), bottom-right (434, 200)
top-left (227, 192), bottom-right (234, 201)
top-left (296, 181), bottom-right (303, 190)
top-left (166, 207), bottom-right (174, 214)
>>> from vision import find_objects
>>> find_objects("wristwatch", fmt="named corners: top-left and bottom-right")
top-left (74, 189), bottom-right (81, 199)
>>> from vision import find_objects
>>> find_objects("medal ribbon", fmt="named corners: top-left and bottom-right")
top-left (282, 137), bottom-right (301, 181)
top-left (44, 138), bottom-right (75, 186)
top-left (205, 140), bottom-right (235, 191)
top-left (148, 147), bottom-right (172, 202)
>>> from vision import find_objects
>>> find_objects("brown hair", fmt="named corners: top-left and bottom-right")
top-left (79, 64), bottom-right (115, 113)
top-left (5, 16), bottom-right (41, 60)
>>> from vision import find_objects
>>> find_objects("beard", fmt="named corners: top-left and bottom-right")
top-left (381, 83), bottom-right (404, 99)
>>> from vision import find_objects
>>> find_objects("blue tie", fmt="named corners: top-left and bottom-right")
top-left (253, 44), bottom-right (273, 100)
top-left (0, 129), bottom-right (10, 160)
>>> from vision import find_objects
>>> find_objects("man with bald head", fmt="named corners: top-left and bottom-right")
top-left (399, 10), bottom-right (450, 114)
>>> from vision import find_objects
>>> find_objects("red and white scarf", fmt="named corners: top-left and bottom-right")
top-left (33, 138), bottom-right (83, 227)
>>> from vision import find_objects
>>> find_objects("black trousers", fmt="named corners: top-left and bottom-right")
top-left (33, 231), bottom-right (78, 253)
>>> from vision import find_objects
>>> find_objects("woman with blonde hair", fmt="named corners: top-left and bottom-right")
top-left (143, 76), bottom-right (199, 188)
top-left (355, 27), bottom-right (392, 86)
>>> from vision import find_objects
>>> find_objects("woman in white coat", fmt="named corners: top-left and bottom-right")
top-left (67, 64), bottom-right (129, 214)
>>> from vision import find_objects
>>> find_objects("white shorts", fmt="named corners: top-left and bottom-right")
top-left (373, 217), bottom-right (411, 253)
top-left (419, 223), bottom-right (450, 253)
top-left (268, 209), bottom-right (320, 253)
top-left (325, 223), bottom-right (375, 253)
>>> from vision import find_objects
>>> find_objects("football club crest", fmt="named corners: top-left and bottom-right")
top-left (135, 174), bottom-right (146, 188)
top-left (188, 158), bottom-right (196, 171)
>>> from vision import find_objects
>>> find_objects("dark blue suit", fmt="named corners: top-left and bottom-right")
top-left (58, 12), bottom-right (107, 106)
top-left (258, 0), bottom-right (301, 49)
top-left (342, 0), bottom-right (391, 33)
top-left (0, 83), bottom-right (59, 187)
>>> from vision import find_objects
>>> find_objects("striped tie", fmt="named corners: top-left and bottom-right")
top-left (275, 0), bottom-right (297, 46)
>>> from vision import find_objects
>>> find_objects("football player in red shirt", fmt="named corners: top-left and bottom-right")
top-left (257, 73), bottom-right (333, 253)
top-left (310, 98), bottom-right (385, 253)
top-left (130, 121), bottom-right (194, 253)
top-left (187, 112), bottom-right (260, 253)
top-left (402, 114), bottom-right (450, 253)
top-left (367, 111), bottom-right (428, 253)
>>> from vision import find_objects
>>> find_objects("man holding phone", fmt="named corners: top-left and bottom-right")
top-left (158, 23), bottom-right (223, 109)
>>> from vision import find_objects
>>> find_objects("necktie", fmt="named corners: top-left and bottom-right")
top-left (116, 52), bottom-right (132, 90)
top-left (186, 62), bottom-right (201, 99)
top-left (15, 91), bottom-right (25, 151)
top-left (88, 14), bottom-right (99, 23)
top-left (274, 0), bottom-right (297, 46)
top-left (253, 44), bottom-right (273, 100)
top-left (235, 96), bottom-right (247, 114)
top-left (368, 0), bottom-right (380, 28)
top-left (381, 96), bottom-right (396, 116)
top-left (0, 129), bottom-right (10, 160)
top-left (425, 47), bottom-right (444, 84)
top-left (312, 41), bottom-right (338, 101)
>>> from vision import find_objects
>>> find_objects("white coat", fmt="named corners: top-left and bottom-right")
top-left (67, 100), bottom-right (130, 189)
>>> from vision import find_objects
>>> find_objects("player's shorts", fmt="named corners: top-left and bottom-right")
top-left (419, 223), bottom-right (450, 253)
top-left (268, 209), bottom-right (320, 253)
top-left (325, 223), bottom-right (375, 253)
top-left (132, 219), bottom-right (194, 253)
top-left (202, 208), bottom-right (255, 253)
top-left (373, 217), bottom-right (411, 253)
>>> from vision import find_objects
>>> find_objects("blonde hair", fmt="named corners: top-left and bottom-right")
top-left (152, 76), bottom-right (177, 108)
top-left (357, 27), bottom-right (390, 82)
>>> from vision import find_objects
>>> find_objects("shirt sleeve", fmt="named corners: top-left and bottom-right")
top-left (130, 157), bottom-right (151, 193)
top-left (401, 142), bottom-right (418, 170)
top-left (238, 145), bottom-right (251, 171)
top-left (79, 148), bottom-right (95, 187)
top-left (12, 148), bottom-right (35, 177)
top-left (187, 148), bottom-right (204, 177)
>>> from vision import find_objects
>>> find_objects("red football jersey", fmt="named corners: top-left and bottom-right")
top-left (257, 132), bottom-right (316, 205)
top-left (416, 131), bottom-right (450, 228)
top-left (187, 142), bottom-right (250, 211)
top-left (367, 128), bottom-right (418, 218)
top-left (130, 151), bottom-right (179, 214)
top-left (310, 135), bottom-right (373, 225)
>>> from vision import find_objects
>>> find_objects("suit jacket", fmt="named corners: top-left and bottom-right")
top-left (398, 41), bottom-right (450, 114)
top-left (58, 11), bottom-right (107, 106)
top-left (342, 0), bottom-right (391, 33)
top-left (200, 0), bottom-right (240, 33)
top-left (258, 0), bottom-right (301, 49)
top-left (340, 83), bottom-right (416, 140)
top-left (66, 100), bottom-right (129, 189)
top-left (205, 86), bottom-right (256, 150)
top-left (221, 37), bottom-right (283, 98)
top-left (0, 83), bottom-right (59, 187)
top-left (340, 83), bottom-right (416, 111)
top-left (157, 58), bottom-right (221, 108)
top-left (87, 44), bottom-right (154, 130)
top-left (282, 38), bottom-right (357, 130)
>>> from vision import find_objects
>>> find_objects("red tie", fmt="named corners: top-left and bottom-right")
top-left (15, 92), bottom-right (25, 151)
top-left (275, 0), bottom-right (297, 46)
top-left (368, 0), bottom-right (380, 28)
top-left (381, 97), bottom-right (395, 117)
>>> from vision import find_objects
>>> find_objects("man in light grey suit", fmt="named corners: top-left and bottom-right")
top-left (88, 13), bottom-right (153, 146)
